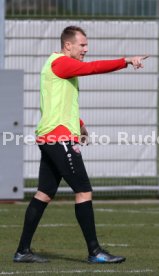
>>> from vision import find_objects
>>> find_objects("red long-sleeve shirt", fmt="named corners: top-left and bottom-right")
top-left (36, 55), bottom-right (127, 143)
top-left (52, 55), bottom-right (127, 78)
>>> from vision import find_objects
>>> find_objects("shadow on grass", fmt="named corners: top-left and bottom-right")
top-left (40, 251), bottom-right (87, 264)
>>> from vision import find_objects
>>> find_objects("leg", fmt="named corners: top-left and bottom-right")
top-left (16, 193), bottom-right (49, 254)
top-left (61, 142), bottom-right (126, 264)
top-left (75, 191), bottom-right (92, 204)
top-left (58, 142), bottom-right (101, 256)
top-left (75, 191), bottom-right (126, 263)
top-left (38, 142), bottom-right (100, 256)
top-left (75, 191), bottom-right (100, 255)
top-left (13, 145), bottom-right (61, 263)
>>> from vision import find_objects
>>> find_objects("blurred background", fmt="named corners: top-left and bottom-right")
top-left (1, 0), bottom-right (159, 200)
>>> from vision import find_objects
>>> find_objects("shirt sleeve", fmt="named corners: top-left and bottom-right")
top-left (80, 118), bottom-right (84, 127)
top-left (51, 55), bottom-right (127, 79)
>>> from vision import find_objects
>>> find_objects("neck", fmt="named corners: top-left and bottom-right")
top-left (61, 49), bottom-right (70, 58)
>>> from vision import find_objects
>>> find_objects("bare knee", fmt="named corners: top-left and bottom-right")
top-left (34, 191), bottom-right (52, 203)
top-left (75, 191), bottom-right (92, 204)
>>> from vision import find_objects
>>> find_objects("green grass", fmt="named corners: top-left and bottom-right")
top-left (0, 201), bottom-right (159, 275)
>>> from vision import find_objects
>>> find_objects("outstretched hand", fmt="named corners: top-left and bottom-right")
top-left (125, 55), bottom-right (149, 70)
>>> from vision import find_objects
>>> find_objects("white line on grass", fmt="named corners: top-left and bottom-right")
top-left (107, 243), bottom-right (128, 247)
top-left (1, 223), bottom-right (159, 228)
top-left (100, 243), bottom-right (128, 247)
top-left (0, 224), bottom-right (75, 228)
top-left (40, 223), bottom-right (74, 227)
top-left (96, 223), bottom-right (145, 227)
top-left (0, 269), bottom-right (154, 275)
top-left (0, 209), bottom-right (9, 212)
top-left (95, 208), bottom-right (159, 214)
top-left (0, 225), bottom-right (20, 228)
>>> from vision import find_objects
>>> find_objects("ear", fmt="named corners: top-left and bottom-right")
top-left (65, 41), bottom-right (72, 51)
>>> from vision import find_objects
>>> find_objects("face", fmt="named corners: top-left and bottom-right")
top-left (65, 32), bottom-right (88, 61)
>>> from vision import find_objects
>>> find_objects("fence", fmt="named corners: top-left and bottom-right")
top-left (4, 18), bottom-right (159, 198)
top-left (0, 0), bottom-right (5, 68)
top-left (5, 0), bottom-right (157, 19)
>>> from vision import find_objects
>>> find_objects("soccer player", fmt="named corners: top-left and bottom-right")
top-left (13, 26), bottom-right (148, 263)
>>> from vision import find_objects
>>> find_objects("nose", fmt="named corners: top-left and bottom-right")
top-left (84, 45), bottom-right (88, 53)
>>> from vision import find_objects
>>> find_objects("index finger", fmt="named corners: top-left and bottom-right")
top-left (141, 55), bottom-right (149, 60)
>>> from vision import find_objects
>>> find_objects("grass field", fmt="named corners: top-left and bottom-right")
top-left (0, 201), bottom-right (159, 276)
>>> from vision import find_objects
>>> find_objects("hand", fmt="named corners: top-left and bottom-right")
top-left (80, 125), bottom-right (89, 145)
top-left (125, 55), bottom-right (149, 70)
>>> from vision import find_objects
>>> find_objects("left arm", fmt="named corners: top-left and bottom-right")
top-left (80, 122), bottom-right (89, 145)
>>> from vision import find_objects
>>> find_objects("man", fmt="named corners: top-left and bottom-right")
top-left (13, 26), bottom-right (148, 263)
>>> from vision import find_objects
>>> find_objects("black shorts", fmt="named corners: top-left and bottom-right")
top-left (38, 141), bottom-right (92, 197)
